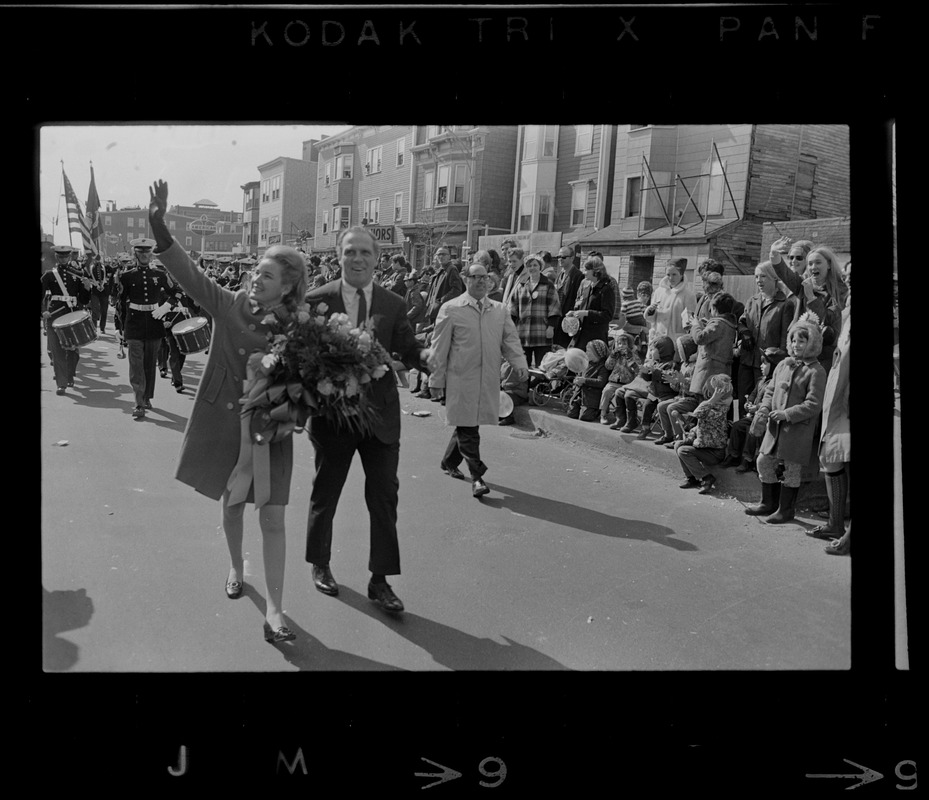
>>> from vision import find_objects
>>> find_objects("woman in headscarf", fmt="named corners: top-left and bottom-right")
top-left (644, 257), bottom-right (697, 344)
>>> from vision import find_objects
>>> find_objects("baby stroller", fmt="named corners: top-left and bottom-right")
top-left (528, 348), bottom-right (574, 409)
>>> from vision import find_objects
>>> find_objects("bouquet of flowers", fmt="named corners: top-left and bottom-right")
top-left (240, 300), bottom-right (394, 443)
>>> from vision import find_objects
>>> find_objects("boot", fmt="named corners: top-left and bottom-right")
top-left (807, 470), bottom-right (848, 539)
top-left (745, 481), bottom-right (780, 516)
top-left (765, 484), bottom-right (798, 524)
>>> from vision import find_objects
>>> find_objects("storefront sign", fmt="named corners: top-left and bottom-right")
top-left (365, 224), bottom-right (395, 244)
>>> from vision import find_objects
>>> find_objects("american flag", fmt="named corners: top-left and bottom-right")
top-left (62, 167), bottom-right (97, 255)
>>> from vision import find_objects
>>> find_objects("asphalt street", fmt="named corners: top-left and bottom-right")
top-left (41, 324), bottom-right (851, 672)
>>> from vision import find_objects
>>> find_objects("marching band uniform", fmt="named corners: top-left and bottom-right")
top-left (119, 238), bottom-right (173, 418)
top-left (89, 257), bottom-right (110, 332)
top-left (157, 275), bottom-right (196, 393)
top-left (42, 245), bottom-right (91, 395)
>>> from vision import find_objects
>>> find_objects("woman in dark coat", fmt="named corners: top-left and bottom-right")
top-left (736, 261), bottom-right (797, 413)
top-left (149, 180), bottom-right (308, 644)
top-left (564, 255), bottom-right (616, 352)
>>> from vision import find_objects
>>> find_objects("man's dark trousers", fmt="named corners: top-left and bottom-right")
top-left (305, 418), bottom-right (401, 575)
top-left (443, 426), bottom-right (487, 479)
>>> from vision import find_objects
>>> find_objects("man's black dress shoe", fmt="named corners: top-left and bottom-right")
top-left (472, 478), bottom-right (490, 498)
top-left (56, 387), bottom-right (66, 396)
top-left (440, 460), bottom-right (465, 480)
top-left (312, 564), bottom-right (339, 596)
top-left (367, 580), bottom-right (404, 613)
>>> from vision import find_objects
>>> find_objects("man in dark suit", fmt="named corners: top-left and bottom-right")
top-left (424, 244), bottom-right (464, 326)
top-left (552, 246), bottom-right (584, 348)
top-left (304, 227), bottom-right (430, 612)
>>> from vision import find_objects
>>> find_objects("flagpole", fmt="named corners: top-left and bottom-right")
top-left (54, 165), bottom-right (64, 244)
top-left (61, 161), bottom-right (74, 250)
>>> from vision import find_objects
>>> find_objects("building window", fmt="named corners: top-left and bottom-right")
top-left (542, 126), bottom-right (557, 157)
top-left (104, 215), bottom-right (112, 226)
top-left (436, 165), bottom-right (449, 205)
top-left (269, 216), bottom-right (279, 233)
top-left (423, 171), bottom-right (434, 210)
top-left (260, 217), bottom-right (268, 241)
top-left (335, 154), bottom-right (353, 180)
top-left (394, 192), bottom-right (403, 222)
top-left (537, 195), bottom-right (552, 231)
top-left (139, 218), bottom-right (146, 228)
top-left (704, 157), bottom-right (726, 215)
top-left (575, 124), bottom-right (593, 156)
top-left (396, 137), bottom-right (405, 167)
top-left (453, 164), bottom-right (468, 203)
top-left (322, 210), bottom-right (329, 234)
top-left (271, 174), bottom-right (281, 201)
top-left (185, 236), bottom-right (192, 246)
top-left (426, 125), bottom-right (443, 140)
top-left (363, 198), bottom-right (380, 224)
top-left (365, 146), bottom-right (382, 174)
top-left (334, 206), bottom-right (351, 230)
top-left (127, 217), bottom-right (134, 227)
top-left (168, 220), bottom-right (176, 231)
top-left (571, 183), bottom-right (588, 226)
top-left (518, 195), bottom-right (532, 232)
top-left (324, 162), bottom-right (331, 187)
top-left (625, 176), bottom-right (642, 217)
top-left (522, 125), bottom-right (539, 161)
top-left (261, 179), bottom-right (270, 202)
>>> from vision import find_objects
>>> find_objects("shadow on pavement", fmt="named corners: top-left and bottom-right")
top-left (482, 482), bottom-right (698, 552)
top-left (243, 587), bottom-right (406, 671)
top-left (334, 586), bottom-right (574, 671)
top-left (43, 586), bottom-right (95, 672)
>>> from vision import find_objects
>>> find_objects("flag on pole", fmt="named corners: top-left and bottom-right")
top-left (86, 163), bottom-right (102, 248)
top-left (62, 167), bottom-right (97, 255)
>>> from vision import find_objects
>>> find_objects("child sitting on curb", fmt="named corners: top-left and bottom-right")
top-left (599, 331), bottom-right (641, 425)
top-left (675, 373), bottom-right (734, 495)
top-left (618, 335), bottom-right (676, 438)
top-left (566, 339), bottom-right (610, 421)
top-left (655, 334), bottom-right (699, 446)
top-left (721, 347), bottom-right (786, 472)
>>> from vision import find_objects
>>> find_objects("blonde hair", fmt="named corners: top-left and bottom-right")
top-left (705, 372), bottom-right (733, 400)
top-left (262, 245), bottom-right (308, 312)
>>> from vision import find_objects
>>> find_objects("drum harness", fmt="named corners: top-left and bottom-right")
top-left (46, 267), bottom-right (80, 320)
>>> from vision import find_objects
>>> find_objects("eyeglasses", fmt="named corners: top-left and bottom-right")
top-left (557, 255), bottom-right (571, 260)
top-left (788, 255), bottom-right (806, 261)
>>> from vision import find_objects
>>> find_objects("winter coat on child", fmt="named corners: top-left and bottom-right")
top-left (568, 339), bottom-right (610, 421)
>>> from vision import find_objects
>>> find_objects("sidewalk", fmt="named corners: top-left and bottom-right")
top-left (513, 401), bottom-right (827, 509)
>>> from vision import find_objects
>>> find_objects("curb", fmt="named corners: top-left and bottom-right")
top-left (514, 403), bottom-right (827, 508)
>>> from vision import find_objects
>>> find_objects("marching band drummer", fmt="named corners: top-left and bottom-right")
top-left (42, 244), bottom-right (93, 395)
top-left (119, 237), bottom-right (175, 419)
top-left (156, 271), bottom-right (197, 394)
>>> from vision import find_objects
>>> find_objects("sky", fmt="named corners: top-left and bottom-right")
top-left (39, 124), bottom-right (351, 245)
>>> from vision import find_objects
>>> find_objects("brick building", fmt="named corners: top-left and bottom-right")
top-left (240, 180), bottom-right (260, 257)
top-left (98, 199), bottom-right (243, 259)
top-left (312, 125), bottom-right (518, 269)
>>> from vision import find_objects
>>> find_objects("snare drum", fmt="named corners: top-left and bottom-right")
top-left (52, 310), bottom-right (97, 349)
top-left (171, 316), bottom-right (211, 354)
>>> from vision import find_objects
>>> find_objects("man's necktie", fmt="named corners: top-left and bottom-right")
top-left (357, 288), bottom-right (367, 327)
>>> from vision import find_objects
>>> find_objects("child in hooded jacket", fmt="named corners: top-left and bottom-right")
top-left (676, 373), bottom-right (734, 494)
top-left (567, 339), bottom-right (611, 421)
top-left (618, 334), bottom-right (676, 436)
top-left (655, 334), bottom-right (699, 446)
top-left (744, 313), bottom-right (827, 524)
top-left (599, 331), bottom-right (641, 425)
top-left (721, 346), bottom-right (787, 472)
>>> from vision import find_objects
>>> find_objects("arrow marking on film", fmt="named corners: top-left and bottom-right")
top-left (415, 757), bottom-right (463, 789)
top-left (806, 759), bottom-right (884, 789)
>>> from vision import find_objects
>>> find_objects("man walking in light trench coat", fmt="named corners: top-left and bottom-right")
top-left (427, 262), bottom-right (529, 498)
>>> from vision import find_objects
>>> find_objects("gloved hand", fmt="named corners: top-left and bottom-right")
top-left (152, 302), bottom-right (172, 320)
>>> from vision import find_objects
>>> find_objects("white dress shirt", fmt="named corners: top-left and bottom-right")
top-left (340, 280), bottom-right (374, 327)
